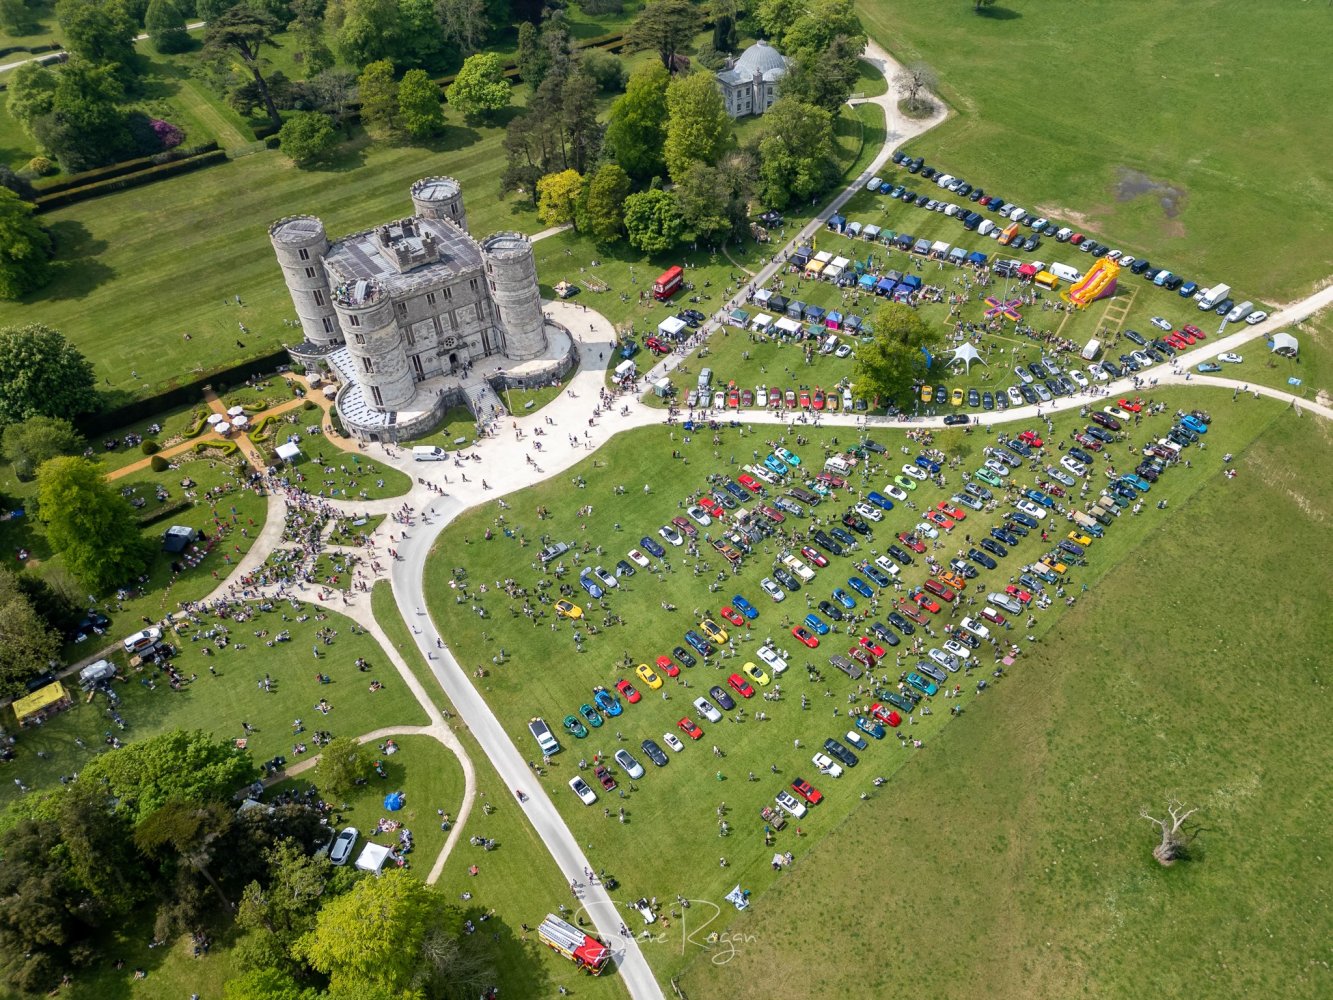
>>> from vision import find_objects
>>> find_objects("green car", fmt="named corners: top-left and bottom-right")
top-left (974, 467), bottom-right (1004, 487)
top-left (578, 703), bottom-right (603, 728)
top-left (893, 475), bottom-right (917, 492)
top-left (564, 714), bottom-right (589, 739)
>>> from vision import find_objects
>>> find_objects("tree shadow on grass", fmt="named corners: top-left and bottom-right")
top-left (31, 219), bottom-right (116, 302)
top-left (456, 907), bottom-right (553, 999)
top-left (977, 5), bottom-right (1021, 20)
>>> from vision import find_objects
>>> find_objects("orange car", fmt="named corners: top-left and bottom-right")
top-left (937, 569), bottom-right (967, 591)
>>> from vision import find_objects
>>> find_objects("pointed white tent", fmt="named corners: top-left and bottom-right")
top-left (1269, 332), bottom-right (1298, 357)
top-left (947, 342), bottom-right (988, 373)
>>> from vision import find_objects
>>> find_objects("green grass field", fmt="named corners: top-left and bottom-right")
top-left (1228, 305), bottom-right (1332, 405)
top-left (422, 386), bottom-right (1313, 985)
top-left (860, 0), bottom-right (1333, 301)
top-left (676, 400), bottom-right (1333, 999)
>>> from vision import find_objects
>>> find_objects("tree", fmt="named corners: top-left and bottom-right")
top-left (278, 110), bottom-right (338, 163)
top-left (395, 0), bottom-right (450, 71)
top-left (753, 97), bottom-right (836, 208)
top-left (0, 189), bottom-right (52, 301)
top-left (135, 800), bottom-right (238, 909)
top-left (4, 63), bottom-right (58, 138)
top-left (0, 0), bottom-right (41, 34)
top-left (435, 0), bottom-right (492, 56)
top-left (2, 415), bottom-right (82, 480)
top-left (396, 69), bottom-right (444, 137)
top-left (204, 6), bottom-right (286, 130)
top-left (604, 61), bottom-right (668, 183)
top-left (289, 0), bottom-right (334, 77)
top-left (664, 70), bottom-right (728, 184)
top-left (753, 0), bottom-right (803, 44)
top-left (144, 0), bottom-right (190, 54)
top-left (1141, 799), bottom-right (1200, 865)
top-left (579, 162), bottom-right (629, 243)
top-left (355, 59), bottom-right (398, 138)
top-left (673, 161), bottom-right (733, 246)
top-left (304, 69), bottom-right (357, 126)
top-left (973, 0), bottom-right (998, 11)
top-left (314, 735), bottom-right (369, 796)
top-left (14, 572), bottom-right (82, 639)
top-left (55, 0), bottom-right (138, 88)
top-left (783, 0), bottom-right (863, 55)
top-left (515, 20), bottom-right (542, 90)
top-left (553, 68), bottom-right (600, 175)
top-left (852, 301), bottom-right (936, 406)
top-left (35, 455), bottom-right (154, 591)
top-left (0, 568), bottom-right (60, 698)
top-left (331, 0), bottom-right (399, 68)
top-left (0, 324), bottom-right (96, 426)
top-left (296, 870), bottom-right (452, 995)
top-left (893, 60), bottom-right (938, 115)
top-left (627, 0), bottom-right (695, 72)
top-left (34, 57), bottom-right (133, 172)
top-left (500, 113), bottom-right (546, 206)
top-left (623, 188), bottom-right (685, 253)
top-left (236, 840), bottom-right (331, 956)
top-left (580, 49), bottom-right (627, 93)
top-left (224, 967), bottom-right (322, 1000)
top-left (782, 31), bottom-right (863, 111)
top-left (445, 51), bottom-right (510, 121)
top-left (537, 168), bottom-right (584, 230)
top-left (712, 12), bottom-right (737, 53)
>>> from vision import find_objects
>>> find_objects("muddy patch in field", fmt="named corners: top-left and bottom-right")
top-left (1114, 168), bottom-right (1187, 218)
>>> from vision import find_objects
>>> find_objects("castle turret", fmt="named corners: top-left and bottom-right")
top-left (332, 278), bottom-right (414, 410)
top-left (480, 232), bottom-right (546, 361)
top-left (269, 216), bottom-right (340, 346)
top-left (411, 176), bottom-right (467, 232)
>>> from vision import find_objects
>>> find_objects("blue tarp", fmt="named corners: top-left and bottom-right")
top-left (384, 791), bottom-right (404, 811)
top-left (787, 300), bottom-right (806, 319)
top-left (967, 251), bottom-right (988, 265)
top-left (805, 305), bottom-right (826, 321)
top-left (827, 215), bottom-right (846, 232)
top-left (859, 273), bottom-right (878, 290)
top-left (900, 274), bottom-right (923, 290)
top-left (845, 315), bottom-right (862, 331)
top-left (876, 277), bottom-right (895, 295)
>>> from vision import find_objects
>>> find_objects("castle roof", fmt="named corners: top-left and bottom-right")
top-left (717, 40), bottom-right (789, 86)
top-left (323, 216), bottom-right (483, 294)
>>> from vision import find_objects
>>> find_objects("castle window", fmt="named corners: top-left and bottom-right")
top-left (489, 279), bottom-right (496, 292)
top-left (313, 289), bottom-right (325, 307)
top-left (322, 317), bottom-right (335, 334)
top-left (371, 385), bottom-right (383, 406)
top-left (354, 333), bottom-right (365, 345)
top-left (299, 248), bottom-right (310, 261)
top-left (349, 314), bottom-right (361, 327)
top-left (442, 287), bottom-right (452, 300)
top-left (406, 329), bottom-right (416, 346)
top-left (412, 355), bottom-right (424, 377)
top-left (469, 278), bottom-right (479, 294)
top-left (474, 303), bottom-right (483, 321)
top-left (486, 262), bottom-right (493, 275)
top-left (361, 356), bottom-right (373, 373)
top-left (426, 292), bottom-right (437, 305)
top-left (305, 267), bottom-right (317, 278)
top-left (397, 302), bottom-right (407, 315)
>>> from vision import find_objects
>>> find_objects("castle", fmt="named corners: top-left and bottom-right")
top-left (271, 177), bottom-right (568, 442)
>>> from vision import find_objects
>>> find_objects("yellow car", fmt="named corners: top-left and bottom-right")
top-left (920, 384), bottom-right (933, 403)
top-left (950, 387), bottom-right (965, 406)
top-left (555, 600), bottom-right (583, 620)
top-left (635, 663), bottom-right (663, 690)
top-left (1042, 558), bottom-right (1068, 575)
top-left (741, 662), bottom-right (770, 687)
top-left (1067, 531), bottom-right (1093, 546)
top-left (699, 618), bottom-right (728, 643)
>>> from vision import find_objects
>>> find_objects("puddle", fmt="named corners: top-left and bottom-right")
top-left (1114, 168), bottom-right (1186, 218)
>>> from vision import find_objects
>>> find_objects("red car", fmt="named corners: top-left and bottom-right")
top-left (1116, 398), bottom-right (1143, 413)
top-left (677, 717), bottom-right (703, 740)
top-left (817, 472), bottom-right (846, 488)
top-left (615, 679), bottom-right (642, 704)
top-left (1167, 332), bottom-right (1190, 348)
top-left (937, 502), bottom-right (966, 521)
top-left (1019, 431), bottom-right (1043, 447)
top-left (727, 673), bottom-right (755, 699)
top-left (980, 606), bottom-right (1007, 627)
top-left (925, 510), bottom-right (955, 530)
top-left (671, 516), bottom-right (697, 538)
top-left (737, 474), bottom-right (763, 493)
top-left (758, 505), bottom-right (785, 523)
top-left (644, 336), bottom-right (671, 355)
top-left (858, 636), bottom-right (886, 659)
top-left (791, 778), bottom-right (824, 805)
top-left (792, 626), bottom-right (820, 648)
top-left (800, 545), bottom-right (829, 568)
top-left (719, 606), bottom-right (745, 626)
top-left (784, 389), bottom-right (797, 408)
top-left (1005, 585), bottom-right (1033, 604)
top-left (698, 496), bottom-right (723, 517)
top-left (912, 591), bottom-right (941, 614)
top-left (1072, 432), bottom-right (1102, 451)
top-left (769, 386), bottom-right (783, 408)
top-left (871, 702), bottom-right (902, 727)
top-left (898, 532), bottom-right (926, 554)
top-left (849, 647), bottom-right (874, 670)
top-left (727, 390), bottom-right (740, 409)
top-left (923, 579), bottom-right (955, 602)
top-left (812, 388), bottom-right (825, 410)
top-left (798, 389), bottom-right (811, 409)
top-left (655, 655), bottom-right (681, 678)
top-left (1182, 324), bottom-right (1205, 340)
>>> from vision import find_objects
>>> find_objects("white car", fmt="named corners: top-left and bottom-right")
top-left (959, 616), bottom-right (991, 640)
top-left (1013, 366), bottom-right (1033, 385)
top-left (984, 459), bottom-right (1010, 477)
top-left (866, 175), bottom-right (883, 191)
top-left (1105, 249), bottom-right (1123, 261)
top-left (873, 555), bottom-right (901, 578)
top-left (1007, 386), bottom-right (1024, 406)
top-left (775, 790), bottom-right (807, 819)
top-left (1130, 350), bottom-right (1152, 368)
top-left (686, 505), bottom-right (711, 527)
top-left (901, 464), bottom-right (927, 481)
top-left (627, 548), bottom-right (650, 568)
top-left (1068, 369), bottom-right (1090, 388)
top-left (1244, 311), bottom-right (1268, 326)
top-left (760, 577), bottom-right (786, 602)
top-left (1015, 499), bottom-right (1047, 520)
top-left (569, 777), bottom-right (598, 805)
top-left (1150, 316), bottom-right (1173, 331)
top-left (943, 638), bottom-right (971, 659)
top-left (834, 344), bottom-right (853, 359)
top-left (1105, 406), bottom-right (1132, 421)
top-left (592, 566), bottom-right (618, 589)
top-left (1060, 456), bottom-right (1087, 477)
top-left (693, 697), bottom-right (722, 723)
top-left (915, 521), bottom-right (939, 540)
top-left (663, 733), bottom-right (685, 753)
top-left (614, 749), bottom-right (645, 779)
top-left (845, 729), bottom-right (868, 750)
top-left (782, 554), bottom-right (815, 582)
top-left (1218, 352), bottom-right (1243, 364)
top-left (884, 484), bottom-right (908, 502)
top-left (748, 465), bottom-right (777, 485)
top-left (1118, 255), bottom-right (1135, 269)
top-left (659, 525), bottom-right (683, 546)
top-left (855, 502), bottom-right (882, 522)
top-left (329, 826), bottom-right (359, 865)
top-left (757, 644), bottom-right (788, 675)
top-left (756, 387), bottom-right (768, 408)
top-left (1087, 363), bottom-right (1108, 382)
top-left (811, 752), bottom-right (844, 778)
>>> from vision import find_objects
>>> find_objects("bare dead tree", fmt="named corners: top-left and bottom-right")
top-left (893, 61), bottom-right (939, 115)
top-left (1141, 798), bottom-right (1200, 865)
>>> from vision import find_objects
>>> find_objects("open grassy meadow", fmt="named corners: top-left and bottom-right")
top-left (1230, 305), bottom-right (1332, 406)
top-left (859, 0), bottom-right (1333, 301)
top-left (422, 384), bottom-right (1318, 985)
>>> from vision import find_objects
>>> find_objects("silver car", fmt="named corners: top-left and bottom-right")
top-left (614, 749), bottom-right (645, 779)
top-left (927, 648), bottom-right (960, 673)
top-left (917, 660), bottom-right (948, 683)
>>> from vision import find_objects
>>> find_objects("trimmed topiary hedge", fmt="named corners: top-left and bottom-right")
top-left (149, 454), bottom-right (169, 471)
top-left (141, 439), bottom-right (161, 454)
top-left (35, 150), bottom-right (228, 211)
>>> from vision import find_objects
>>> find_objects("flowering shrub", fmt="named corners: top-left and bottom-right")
top-left (151, 119), bottom-right (185, 149)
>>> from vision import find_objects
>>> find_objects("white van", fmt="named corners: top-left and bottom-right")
top-left (824, 456), bottom-right (852, 476)
top-left (1226, 301), bottom-right (1254, 324)
top-left (614, 359), bottom-right (637, 380)
top-left (1050, 262), bottom-right (1082, 283)
top-left (977, 219), bottom-right (995, 237)
top-left (122, 627), bottom-right (161, 655)
top-left (528, 717), bottom-right (560, 756)
top-left (697, 367), bottom-right (713, 391)
top-left (412, 445), bottom-right (446, 461)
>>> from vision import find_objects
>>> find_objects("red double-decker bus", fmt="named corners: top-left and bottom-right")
top-left (652, 265), bottom-right (684, 300)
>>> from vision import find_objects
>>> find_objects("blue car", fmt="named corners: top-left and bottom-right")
top-left (906, 672), bottom-right (938, 696)
top-left (848, 577), bottom-right (874, 599)
top-left (593, 687), bottom-right (622, 717)
top-left (869, 621), bottom-right (901, 647)
top-left (866, 491), bottom-right (895, 511)
top-left (855, 716), bottom-right (886, 740)
top-left (915, 455), bottom-right (941, 473)
top-left (723, 480), bottom-right (748, 501)
top-left (684, 630), bottom-right (714, 657)
top-left (831, 527), bottom-right (856, 546)
top-left (1011, 511), bottom-right (1039, 529)
top-left (763, 455), bottom-right (788, 475)
top-left (641, 536), bottom-right (666, 558)
top-left (578, 571), bottom-right (603, 599)
top-left (1123, 474), bottom-right (1151, 493)
top-left (832, 588), bottom-right (857, 609)
top-left (803, 613), bottom-right (831, 635)
top-left (860, 563), bottom-right (892, 587)
top-left (732, 595), bottom-right (759, 620)
top-left (1024, 488), bottom-right (1055, 508)
top-left (1180, 414), bottom-right (1208, 434)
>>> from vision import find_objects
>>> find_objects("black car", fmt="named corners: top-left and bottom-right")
top-left (1135, 464), bottom-right (1160, 482)
top-left (1091, 412), bottom-right (1122, 432)
top-left (1118, 354), bottom-right (1140, 373)
top-left (672, 645), bottom-right (697, 668)
top-left (615, 559), bottom-right (636, 577)
top-left (869, 621), bottom-right (901, 647)
top-left (969, 188), bottom-right (985, 202)
top-left (841, 513), bottom-right (871, 536)
top-left (1143, 268), bottom-right (1162, 283)
top-left (956, 182), bottom-right (972, 196)
top-left (1010, 510), bottom-right (1039, 528)
top-left (1068, 446), bottom-right (1094, 465)
top-left (823, 738), bottom-right (859, 768)
top-left (811, 530), bottom-right (843, 556)
top-left (1099, 359), bottom-right (1123, 378)
top-left (75, 611), bottom-right (112, 638)
top-left (723, 479), bottom-right (748, 501)
top-left (1124, 329), bottom-right (1147, 346)
top-left (916, 194), bottom-right (932, 207)
top-left (950, 558), bottom-right (979, 579)
top-left (711, 489), bottom-right (737, 510)
top-left (1042, 223), bottom-right (1059, 238)
top-left (864, 439), bottom-right (886, 454)
top-left (1044, 379), bottom-right (1063, 398)
top-left (982, 391), bottom-right (994, 410)
top-left (887, 611), bottom-right (916, 635)
top-left (1129, 259), bottom-right (1152, 275)
top-left (818, 600), bottom-right (845, 622)
top-left (1002, 519), bottom-right (1028, 537)
top-left (891, 150), bottom-right (907, 165)
top-left (681, 308), bottom-right (706, 325)
top-left (968, 548), bottom-right (997, 570)
top-left (965, 389), bottom-right (981, 407)
top-left (1144, 347), bottom-right (1167, 363)
top-left (921, 166), bottom-right (938, 180)
top-left (887, 544), bottom-right (913, 566)
top-left (1018, 384), bottom-right (1038, 404)
top-left (675, 311), bottom-right (700, 328)
top-left (1022, 235), bottom-right (1040, 252)
top-left (991, 527), bottom-right (1019, 546)
top-left (709, 686), bottom-right (737, 711)
top-left (943, 413), bottom-right (970, 426)
top-left (1027, 363), bottom-right (1046, 380)
top-left (979, 537), bottom-right (1008, 558)
top-left (831, 527), bottom-right (856, 547)
top-left (641, 739), bottom-right (669, 767)
top-left (641, 536), bottom-right (666, 558)
top-left (1084, 425), bottom-right (1115, 444)
top-left (773, 567), bottom-right (801, 591)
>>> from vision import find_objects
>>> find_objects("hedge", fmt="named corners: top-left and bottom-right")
top-left (35, 149), bottom-right (229, 210)
top-left (0, 43), bottom-right (62, 59)
top-left (137, 496), bottom-right (194, 528)
top-left (188, 440), bottom-right (238, 458)
top-left (149, 454), bottom-right (169, 471)
top-left (35, 143), bottom-right (220, 196)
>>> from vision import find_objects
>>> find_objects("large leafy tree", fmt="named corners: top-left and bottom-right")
top-left (396, 0), bottom-right (448, 70)
top-left (536, 168), bottom-right (583, 230)
top-left (5, 63), bottom-right (58, 138)
top-left (144, 0), bottom-right (190, 54)
top-left (626, 0), bottom-right (695, 72)
top-left (435, 0), bottom-right (493, 56)
top-left (224, 967), bottom-right (322, 1000)
top-left (278, 110), bottom-right (338, 164)
top-left (783, 0), bottom-right (863, 53)
top-left (135, 800), bottom-right (238, 909)
top-left (0, 189), bottom-right (53, 300)
top-left (330, 0), bottom-right (399, 68)
top-left (853, 301), bottom-right (936, 406)
top-left (0, 324), bottom-right (96, 426)
top-left (623, 188), bottom-right (685, 253)
top-left (0, 567), bottom-right (60, 698)
top-left (313, 735), bottom-right (369, 796)
top-left (204, 6), bottom-right (286, 130)
top-left (445, 51), bottom-right (510, 122)
top-left (355, 58), bottom-right (398, 138)
top-left (36, 455), bottom-right (152, 591)
top-left (754, 96), bottom-right (837, 208)
top-left (664, 70), bottom-right (729, 184)
top-left (782, 31), bottom-right (864, 111)
top-left (397, 69), bottom-right (444, 137)
top-left (34, 57), bottom-right (133, 172)
top-left (673, 161), bottom-right (736, 247)
top-left (2, 415), bottom-right (82, 481)
top-left (55, 0), bottom-right (139, 87)
top-left (579, 162), bottom-right (630, 244)
top-left (604, 61), bottom-right (669, 183)
top-left (236, 840), bottom-right (332, 965)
